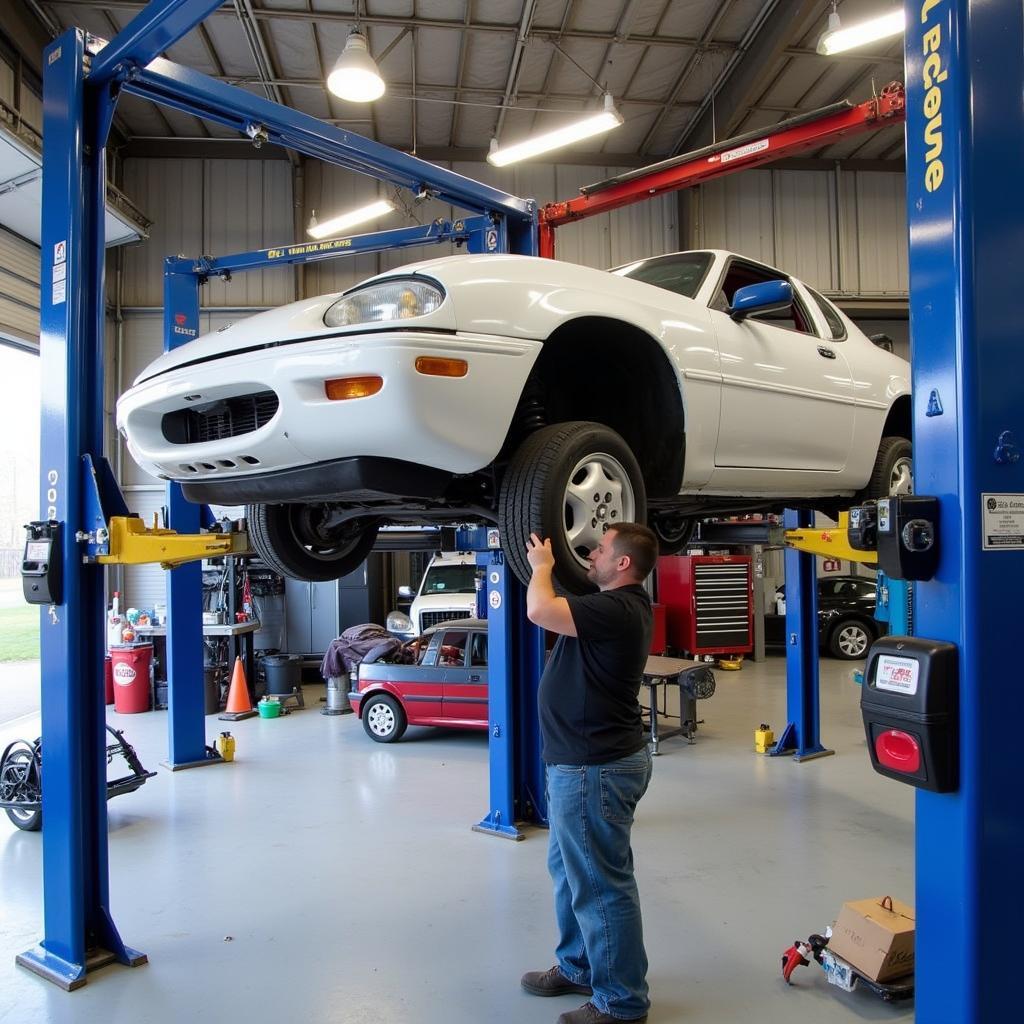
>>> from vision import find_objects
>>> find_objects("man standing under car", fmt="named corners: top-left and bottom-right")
top-left (520, 523), bottom-right (656, 1024)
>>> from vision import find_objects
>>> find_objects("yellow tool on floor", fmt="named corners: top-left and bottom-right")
top-left (755, 723), bottom-right (775, 754)
top-left (717, 656), bottom-right (744, 671)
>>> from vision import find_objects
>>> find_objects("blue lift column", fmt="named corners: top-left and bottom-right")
top-left (160, 261), bottom-right (215, 770)
top-left (18, 28), bottom-right (145, 989)
top-left (473, 551), bottom-right (546, 839)
top-left (771, 510), bottom-right (833, 761)
top-left (905, 1), bottom-right (1024, 1019)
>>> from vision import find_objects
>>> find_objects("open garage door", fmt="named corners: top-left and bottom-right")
top-left (0, 226), bottom-right (39, 352)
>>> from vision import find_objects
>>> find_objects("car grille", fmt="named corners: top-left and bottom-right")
top-left (161, 391), bottom-right (279, 445)
top-left (420, 610), bottom-right (474, 631)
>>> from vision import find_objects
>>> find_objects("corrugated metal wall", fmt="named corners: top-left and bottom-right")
top-left (694, 168), bottom-right (909, 296)
top-left (0, 227), bottom-right (40, 350)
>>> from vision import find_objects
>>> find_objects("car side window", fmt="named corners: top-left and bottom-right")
top-left (438, 630), bottom-right (468, 666)
top-left (710, 260), bottom-right (816, 336)
top-left (807, 287), bottom-right (848, 341)
top-left (470, 633), bottom-right (487, 667)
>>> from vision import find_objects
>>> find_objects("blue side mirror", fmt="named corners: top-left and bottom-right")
top-left (730, 279), bottom-right (793, 322)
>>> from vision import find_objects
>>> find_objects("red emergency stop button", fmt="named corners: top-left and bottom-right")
top-left (875, 729), bottom-right (921, 773)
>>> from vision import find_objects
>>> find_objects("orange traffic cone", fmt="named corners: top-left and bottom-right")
top-left (219, 657), bottom-right (257, 721)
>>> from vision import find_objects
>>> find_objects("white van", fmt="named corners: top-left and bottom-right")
top-left (387, 552), bottom-right (479, 638)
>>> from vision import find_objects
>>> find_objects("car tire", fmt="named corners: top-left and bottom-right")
top-left (361, 694), bottom-right (407, 743)
top-left (863, 436), bottom-right (913, 500)
top-left (651, 513), bottom-right (696, 556)
top-left (247, 504), bottom-right (380, 582)
top-left (828, 617), bottom-right (873, 660)
top-left (498, 421), bottom-right (647, 594)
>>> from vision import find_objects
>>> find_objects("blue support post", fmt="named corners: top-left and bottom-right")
top-left (160, 263), bottom-right (218, 770)
top-left (18, 28), bottom-right (145, 990)
top-left (771, 510), bottom-right (833, 761)
top-left (904, 1), bottom-right (1024, 1018)
top-left (472, 552), bottom-right (547, 839)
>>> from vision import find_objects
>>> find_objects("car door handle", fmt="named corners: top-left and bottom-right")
top-left (817, 346), bottom-right (836, 359)
top-left (469, 673), bottom-right (481, 682)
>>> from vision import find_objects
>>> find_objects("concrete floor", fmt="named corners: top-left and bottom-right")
top-left (0, 657), bottom-right (914, 1024)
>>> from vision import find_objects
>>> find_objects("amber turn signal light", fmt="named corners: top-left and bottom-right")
top-left (415, 356), bottom-right (468, 378)
top-left (324, 375), bottom-right (383, 400)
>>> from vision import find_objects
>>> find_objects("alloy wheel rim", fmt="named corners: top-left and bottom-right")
top-left (839, 625), bottom-right (868, 657)
top-left (562, 452), bottom-right (636, 567)
top-left (890, 457), bottom-right (914, 495)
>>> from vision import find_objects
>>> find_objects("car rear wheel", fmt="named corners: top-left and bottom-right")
top-left (863, 436), bottom-right (913, 500)
top-left (651, 513), bottom-right (696, 555)
top-left (828, 618), bottom-right (873, 660)
top-left (498, 421), bottom-right (646, 594)
top-left (247, 504), bottom-right (379, 582)
top-left (361, 694), bottom-right (407, 743)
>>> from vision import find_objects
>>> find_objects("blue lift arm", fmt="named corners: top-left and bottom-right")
top-left (118, 58), bottom-right (534, 230)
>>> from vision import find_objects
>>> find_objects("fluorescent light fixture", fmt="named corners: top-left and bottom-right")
top-left (307, 199), bottom-right (395, 239)
top-left (327, 29), bottom-right (386, 102)
top-left (817, 7), bottom-right (905, 56)
top-left (487, 94), bottom-right (623, 167)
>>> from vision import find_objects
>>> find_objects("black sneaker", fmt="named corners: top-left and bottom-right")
top-left (521, 966), bottom-right (593, 997)
top-left (556, 1002), bottom-right (648, 1024)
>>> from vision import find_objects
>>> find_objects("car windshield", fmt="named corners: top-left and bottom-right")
top-left (421, 565), bottom-right (477, 595)
top-left (610, 252), bottom-right (713, 299)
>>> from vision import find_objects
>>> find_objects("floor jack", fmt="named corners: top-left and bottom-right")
top-left (781, 932), bottom-right (914, 1003)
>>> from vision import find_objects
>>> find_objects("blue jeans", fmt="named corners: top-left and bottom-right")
top-left (546, 747), bottom-right (653, 1020)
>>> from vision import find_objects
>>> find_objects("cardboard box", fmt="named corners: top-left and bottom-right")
top-left (828, 896), bottom-right (915, 982)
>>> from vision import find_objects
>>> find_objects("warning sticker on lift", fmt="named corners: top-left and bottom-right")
top-left (875, 654), bottom-right (919, 696)
top-left (982, 493), bottom-right (1024, 550)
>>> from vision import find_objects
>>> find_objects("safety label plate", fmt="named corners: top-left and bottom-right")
top-left (875, 655), bottom-right (919, 695)
top-left (821, 949), bottom-right (857, 992)
top-left (982, 493), bottom-right (1024, 550)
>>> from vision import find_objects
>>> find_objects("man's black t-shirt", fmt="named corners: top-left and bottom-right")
top-left (538, 584), bottom-right (653, 765)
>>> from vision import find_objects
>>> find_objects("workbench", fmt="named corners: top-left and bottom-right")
top-left (642, 655), bottom-right (704, 755)
top-left (136, 621), bottom-right (260, 708)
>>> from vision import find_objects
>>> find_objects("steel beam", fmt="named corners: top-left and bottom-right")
top-left (904, 1), bottom-right (1024, 1018)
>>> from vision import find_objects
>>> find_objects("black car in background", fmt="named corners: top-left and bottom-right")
top-left (764, 575), bottom-right (881, 660)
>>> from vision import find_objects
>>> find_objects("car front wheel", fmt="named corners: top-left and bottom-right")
top-left (498, 421), bottom-right (647, 595)
top-left (361, 694), bottom-right (407, 743)
top-left (247, 503), bottom-right (379, 582)
top-left (828, 618), bottom-right (873, 660)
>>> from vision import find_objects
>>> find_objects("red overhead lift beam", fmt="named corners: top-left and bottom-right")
top-left (538, 82), bottom-right (906, 259)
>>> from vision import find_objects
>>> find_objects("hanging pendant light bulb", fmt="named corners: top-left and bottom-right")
top-left (327, 29), bottom-right (386, 102)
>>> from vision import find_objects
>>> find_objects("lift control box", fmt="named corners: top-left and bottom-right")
top-left (847, 502), bottom-right (879, 551)
top-left (22, 520), bottom-right (63, 605)
top-left (876, 495), bottom-right (940, 580)
top-left (861, 636), bottom-right (958, 792)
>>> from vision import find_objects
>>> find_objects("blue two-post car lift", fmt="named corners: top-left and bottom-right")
top-left (27, 0), bottom-right (540, 990)
top-left (23, 0), bottom-right (1024, 1017)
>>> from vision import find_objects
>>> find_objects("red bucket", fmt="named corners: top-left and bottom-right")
top-left (104, 655), bottom-right (114, 705)
top-left (110, 645), bottom-right (153, 714)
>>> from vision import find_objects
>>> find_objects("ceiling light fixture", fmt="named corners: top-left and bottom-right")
top-left (816, 3), bottom-right (905, 56)
top-left (307, 199), bottom-right (396, 239)
top-left (327, 28), bottom-right (386, 102)
top-left (487, 93), bottom-right (623, 167)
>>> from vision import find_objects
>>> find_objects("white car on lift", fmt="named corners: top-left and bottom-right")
top-left (117, 249), bottom-right (912, 594)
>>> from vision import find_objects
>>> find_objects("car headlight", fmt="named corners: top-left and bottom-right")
top-left (324, 278), bottom-right (445, 327)
top-left (386, 610), bottom-right (414, 636)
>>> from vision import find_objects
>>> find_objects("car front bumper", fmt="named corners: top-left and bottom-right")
top-left (117, 329), bottom-right (542, 489)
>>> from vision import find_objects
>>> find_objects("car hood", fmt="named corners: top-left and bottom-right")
top-left (133, 252), bottom-right (708, 383)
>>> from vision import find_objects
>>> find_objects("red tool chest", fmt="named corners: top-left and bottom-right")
top-left (656, 555), bottom-right (753, 657)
